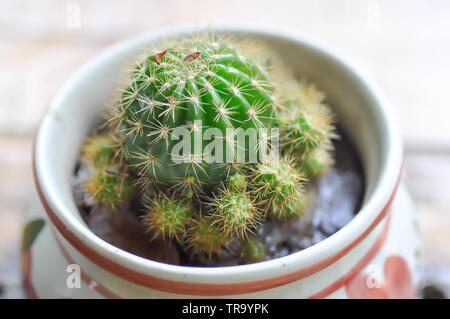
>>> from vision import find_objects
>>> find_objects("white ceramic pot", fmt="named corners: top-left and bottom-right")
top-left (25, 25), bottom-right (421, 298)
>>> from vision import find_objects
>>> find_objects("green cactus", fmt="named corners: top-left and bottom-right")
top-left (79, 35), bottom-right (338, 261)
top-left (283, 191), bottom-right (307, 218)
top-left (241, 239), bottom-right (266, 264)
top-left (111, 39), bottom-right (277, 189)
top-left (279, 83), bottom-right (336, 169)
top-left (81, 135), bottom-right (117, 166)
top-left (186, 216), bottom-right (229, 258)
top-left (82, 165), bottom-right (134, 208)
top-left (251, 158), bottom-right (305, 218)
top-left (280, 112), bottom-right (321, 154)
top-left (301, 145), bottom-right (333, 178)
top-left (142, 195), bottom-right (193, 241)
top-left (209, 186), bottom-right (261, 239)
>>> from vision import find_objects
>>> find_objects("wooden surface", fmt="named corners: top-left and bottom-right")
top-left (1, 0), bottom-right (449, 298)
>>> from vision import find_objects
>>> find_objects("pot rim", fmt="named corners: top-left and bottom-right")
top-left (33, 23), bottom-right (403, 295)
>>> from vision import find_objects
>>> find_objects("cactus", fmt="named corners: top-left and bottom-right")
top-left (301, 145), bottom-right (333, 178)
top-left (142, 194), bottom-right (193, 241)
top-left (81, 135), bottom-right (117, 166)
top-left (186, 216), bottom-right (229, 258)
top-left (241, 239), bottom-right (266, 264)
top-left (110, 38), bottom-right (277, 189)
top-left (279, 102), bottom-right (322, 154)
top-left (251, 158), bottom-right (305, 218)
top-left (278, 82), bottom-right (336, 176)
top-left (79, 35), bottom-right (338, 261)
top-left (80, 134), bottom-right (135, 208)
top-left (283, 191), bottom-right (308, 218)
top-left (209, 185), bottom-right (260, 238)
top-left (82, 165), bottom-right (134, 208)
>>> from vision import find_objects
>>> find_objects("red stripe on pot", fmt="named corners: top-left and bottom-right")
top-left (308, 211), bottom-right (391, 299)
top-left (33, 139), bottom-right (402, 296)
top-left (21, 251), bottom-right (38, 299)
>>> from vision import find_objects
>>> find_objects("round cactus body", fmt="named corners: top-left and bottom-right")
top-left (283, 191), bottom-right (307, 218)
top-left (186, 216), bottom-right (229, 258)
top-left (81, 135), bottom-right (116, 166)
top-left (301, 146), bottom-right (333, 178)
top-left (82, 166), bottom-right (134, 207)
top-left (241, 239), bottom-right (266, 264)
top-left (113, 40), bottom-right (277, 189)
top-left (280, 113), bottom-right (322, 154)
top-left (143, 196), bottom-right (193, 241)
top-left (210, 187), bottom-right (260, 238)
top-left (279, 83), bottom-right (336, 173)
top-left (251, 159), bottom-right (305, 217)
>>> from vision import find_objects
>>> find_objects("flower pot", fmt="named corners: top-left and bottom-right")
top-left (25, 24), bottom-right (421, 298)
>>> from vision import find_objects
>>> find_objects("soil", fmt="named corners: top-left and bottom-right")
top-left (73, 127), bottom-right (364, 267)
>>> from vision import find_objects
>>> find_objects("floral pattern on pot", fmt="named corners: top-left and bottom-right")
top-left (21, 219), bottom-right (45, 299)
top-left (345, 255), bottom-right (413, 299)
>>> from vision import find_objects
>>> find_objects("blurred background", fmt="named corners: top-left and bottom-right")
top-left (1, 0), bottom-right (449, 298)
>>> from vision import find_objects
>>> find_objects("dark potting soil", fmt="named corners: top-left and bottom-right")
top-left (73, 127), bottom-right (364, 267)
